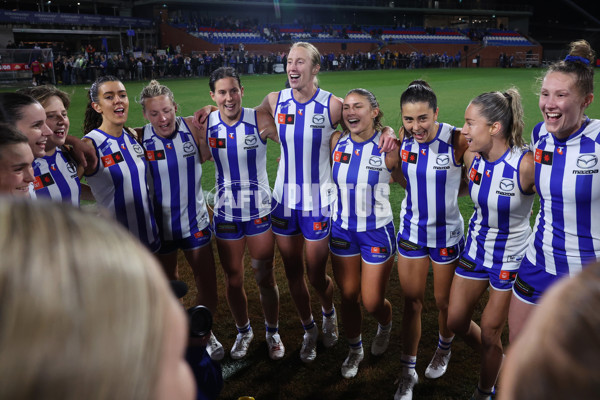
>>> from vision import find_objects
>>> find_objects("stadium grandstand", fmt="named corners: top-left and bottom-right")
top-left (0, 0), bottom-right (597, 85)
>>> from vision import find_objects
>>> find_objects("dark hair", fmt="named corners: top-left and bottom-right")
top-left (344, 88), bottom-right (384, 133)
top-left (209, 67), bottom-right (242, 92)
top-left (400, 80), bottom-right (437, 111)
top-left (0, 122), bottom-right (29, 159)
top-left (546, 40), bottom-right (595, 96)
top-left (0, 93), bottom-right (40, 125)
top-left (469, 88), bottom-right (525, 149)
top-left (83, 75), bottom-right (122, 134)
top-left (18, 85), bottom-right (71, 110)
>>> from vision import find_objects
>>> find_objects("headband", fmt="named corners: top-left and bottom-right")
top-left (564, 55), bottom-right (590, 65)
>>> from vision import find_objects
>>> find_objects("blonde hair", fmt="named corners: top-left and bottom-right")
top-left (469, 88), bottom-right (525, 149)
top-left (0, 199), bottom-right (172, 400)
top-left (508, 263), bottom-right (600, 399)
top-left (290, 42), bottom-right (321, 86)
top-left (138, 79), bottom-right (176, 111)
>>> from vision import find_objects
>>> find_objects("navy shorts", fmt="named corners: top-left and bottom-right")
top-left (454, 252), bottom-right (518, 291)
top-left (512, 255), bottom-right (565, 305)
top-left (397, 236), bottom-right (464, 264)
top-left (158, 227), bottom-right (212, 254)
top-left (271, 200), bottom-right (331, 241)
top-left (212, 214), bottom-right (271, 240)
top-left (329, 221), bottom-right (396, 264)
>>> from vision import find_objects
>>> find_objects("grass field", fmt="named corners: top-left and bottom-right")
top-left (7, 68), bottom-right (600, 399)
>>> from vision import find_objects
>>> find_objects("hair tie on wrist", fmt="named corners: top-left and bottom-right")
top-left (564, 55), bottom-right (590, 65)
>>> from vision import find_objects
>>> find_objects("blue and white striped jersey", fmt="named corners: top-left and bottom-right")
top-left (30, 147), bottom-right (80, 206)
top-left (332, 131), bottom-right (393, 231)
top-left (207, 108), bottom-right (271, 221)
top-left (142, 117), bottom-right (210, 241)
top-left (464, 147), bottom-right (534, 270)
top-left (524, 118), bottom-right (600, 276)
top-left (273, 88), bottom-right (337, 211)
top-left (84, 128), bottom-right (159, 251)
top-left (398, 123), bottom-right (464, 248)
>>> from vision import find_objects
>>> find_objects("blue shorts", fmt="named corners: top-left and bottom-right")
top-left (397, 235), bottom-right (464, 264)
top-left (512, 256), bottom-right (564, 305)
top-left (454, 252), bottom-right (517, 291)
top-left (212, 214), bottom-right (271, 240)
top-left (158, 227), bottom-right (212, 254)
top-left (271, 200), bottom-right (331, 241)
top-left (329, 221), bottom-right (396, 264)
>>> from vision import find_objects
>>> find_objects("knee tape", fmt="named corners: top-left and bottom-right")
top-left (251, 258), bottom-right (274, 286)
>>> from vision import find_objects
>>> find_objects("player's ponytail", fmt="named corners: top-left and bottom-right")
top-left (469, 88), bottom-right (525, 149)
top-left (83, 75), bottom-right (121, 134)
top-left (548, 39), bottom-right (595, 97)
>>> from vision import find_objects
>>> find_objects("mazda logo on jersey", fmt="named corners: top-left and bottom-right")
top-left (277, 113), bottom-right (295, 124)
top-left (209, 137), bottom-right (226, 148)
top-left (334, 151), bottom-right (351, 163)
top-left (436, 154), bottom-right (450, 166)
top-left (534, 148), bottom-right (553, 165)
top-left (33, 173), bottom-right (55, 190)
top-left (66, 162), bottom-right (77, 174)
top-left (245, 135), bottom-right (257, 146)
top-left (183, 142), bottom-right (195, 154)
top-left (577, 154), bottom-right (598, 169)
top-left (145, 150), bottom-right (165, 161)
top-left (499, 179), bottom-right (515, 191)
top-left (312, 114), bottom-right (325, 124)
top-left (401, 150), bottom-right (418, 164)
top-left (369, 156), bottom-right (383, 166)
top-left (133, 144), bottom-right (143, 155)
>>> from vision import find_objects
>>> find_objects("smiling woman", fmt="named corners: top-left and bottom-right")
top-left (81, 75), bottom-right (160, 253)
top-left (508, 39), bottom-right (600, 342)
top-left (0, 92), bottom-right (52, 159)
top-left (0, 122), bottom-right (34, 196)
top-left (136, 78), bottom-right (224, 362)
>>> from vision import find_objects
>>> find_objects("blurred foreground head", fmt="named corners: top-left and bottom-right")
top-left (500, 262), bottom-right (600, 400)
top-left (0, 199), bottom-right (195, 400)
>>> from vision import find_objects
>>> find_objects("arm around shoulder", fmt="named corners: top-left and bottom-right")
top-left (519, 151), bottom-right (536, 195)
top-left (255, 91), bottom-right (278, 117)
top-left (256, 110), bottom-right (278, 143)
top-left (184, 115), bottom-right (212, 163)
